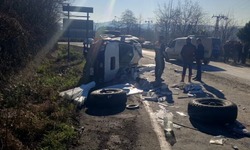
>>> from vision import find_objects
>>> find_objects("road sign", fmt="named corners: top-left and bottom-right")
top-left (63, 19), bottom-right (93, 30)
top-left (63, 29), bottom-right (93, 38)
top-left (63, 6), bottom-right (93, 13)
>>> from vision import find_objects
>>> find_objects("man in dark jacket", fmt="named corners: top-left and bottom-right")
top-left (237, 42), bottom-right (243, 63)
top-left (181, 37), bottom-right (196, 82)
top-left (193, 38), bottom-right (204, 82)
top-left (223, 41), bottom-right (230, 63)
top-left (154, 36), bottom-right (165, 82)
top-left (242, 42), bottom-right (249, 64)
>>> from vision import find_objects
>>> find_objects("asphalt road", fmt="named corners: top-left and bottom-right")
top-left (139, 50), bottom-right (250, 150)
top-left (142, 50), bottom-right (250, 82)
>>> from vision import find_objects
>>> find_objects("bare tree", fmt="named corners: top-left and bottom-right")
top-left (218, 12), bottom-right (239, 44)
top-left (111, 16), bottom-right (123, 30)
top-left (155, 0), bottom-right (207, 41)
top-left (121, 9), bottom-right (137, 34)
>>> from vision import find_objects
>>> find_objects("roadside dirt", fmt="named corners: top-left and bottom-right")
top-left (75, 95), bottom-right (161, 150)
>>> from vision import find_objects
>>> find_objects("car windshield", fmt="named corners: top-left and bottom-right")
top-left (1, 0), bottom-right (250, 150)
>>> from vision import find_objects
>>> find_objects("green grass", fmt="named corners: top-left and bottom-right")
top-left (0, 45), bottom-right (85, 150)
top-left (41, 123), bottom-right (78, 150)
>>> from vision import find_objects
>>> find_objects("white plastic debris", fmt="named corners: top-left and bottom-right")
top-left (176, 111), bottom-right (188, 117)
top-left (209, 135), bottom-right (227, 145)
top-left (59, 81), bottom-right (96, 106)
top-left (173, 124), bottom-right (182, 129)
top-left (158, 102), bottom-right (168, 107)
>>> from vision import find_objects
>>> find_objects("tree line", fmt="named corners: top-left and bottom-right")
top-left (97, 0), bottom-right (249, 44)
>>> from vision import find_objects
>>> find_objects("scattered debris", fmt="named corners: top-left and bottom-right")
top-left (209, 135), bottom-right (227, 145)
top-left (60, 81), bottom-right (96, 106)
top-left (242, 107), bottom-right (246, 110)
top-left (158, 102), bottom-right (168, 107)
top-left (231, 145), bottom-right (239, 150)
top-left (174, 69), bottom-right (182, 74)
top-left (173, 124), bottom-right (182, 129)
top-left (176, 111), bottom-right (188, 117)
top-left (187, 93), bottom-right (195, 97)
top-left (136, 78), bottom-right (151, 90)
top-left (164, 130), bottom-right (176, 146)
top-left (126, 104), bottom-right (140, 110)
top-left (158, 96), bottom-right (166, 102)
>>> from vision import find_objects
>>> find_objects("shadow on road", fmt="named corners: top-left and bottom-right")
top-left (189, 118), bottom-right (247, 139)
top-left (202, 82), bottom-right (226, 99)
top-left (85, 105), bottom-right (126, 116)
top-left (167, 60), bottom-right (226, 72)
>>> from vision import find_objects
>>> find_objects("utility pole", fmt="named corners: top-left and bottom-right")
top-left (212, 15), bottom-right (228, 38)
top-left (145, 20), bottom-right (153, 40)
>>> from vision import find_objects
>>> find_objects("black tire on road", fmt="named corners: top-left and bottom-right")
top-left (188, 98), bottom-right (238, 124)
top-left (85, 88), bottom-right (127, 109)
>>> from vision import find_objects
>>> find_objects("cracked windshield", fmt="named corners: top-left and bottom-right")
top-left (1, 0), bottom-right (250, 149)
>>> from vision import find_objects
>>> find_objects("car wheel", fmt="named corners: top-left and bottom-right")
top-left (188, 98), bottom-right (238, 124)
top-left (85, 88), bottom-right (127, 109)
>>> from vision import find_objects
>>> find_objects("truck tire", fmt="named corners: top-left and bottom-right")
top-left (86, 88), bottom-right (127, 109)
top-left (188, 98), bottom-right (237, 124)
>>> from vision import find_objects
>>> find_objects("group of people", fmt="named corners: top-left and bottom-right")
top-left (223, 41), bottom-right (250, 64)
top-left (154, 36), bottom-right (205, 84)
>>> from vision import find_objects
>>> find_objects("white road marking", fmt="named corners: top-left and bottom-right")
top-left (143, 100), bottom-right (172, 150)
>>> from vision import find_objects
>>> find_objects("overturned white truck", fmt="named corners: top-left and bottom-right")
top-left (82, 30), bottom-right (143, 86)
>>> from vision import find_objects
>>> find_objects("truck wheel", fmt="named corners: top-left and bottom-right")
top-left (86, 88), bottom-right (127, 109)
top-left (188, 98), bottom-right (238, 124)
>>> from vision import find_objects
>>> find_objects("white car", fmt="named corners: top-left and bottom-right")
top-left (83, 31), bottom-right (143, 85)
top-left (165, 35), bottom-right (213, 65)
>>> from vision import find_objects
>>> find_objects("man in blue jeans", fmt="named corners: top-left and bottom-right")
top-left (181, 37), bottom-right (196, 82)
top-left (193, 38), bottom-right (204, 82)
top-left (154, 36), bottom-right (165, 82)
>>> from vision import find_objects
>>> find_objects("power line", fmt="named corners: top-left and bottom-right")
top-left (223, 0), bottom-right (244, 12)
top-left (231, 0), bottom-right (250, 13)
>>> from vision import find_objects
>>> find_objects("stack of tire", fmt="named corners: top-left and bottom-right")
top-left (188, 98), bottom-right (238, 124)
top-left (85, 88), bottom-right (127, 109)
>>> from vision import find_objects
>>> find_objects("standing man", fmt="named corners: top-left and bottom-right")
top-left (181, 37), bottom-right (196, 83)
top-left (223, 41), bottom-right (230, 63)
top-left (232, 42), bottom-right (238, 64)
top-left (193, 38), bottom-right (204, 82)
top-left (154, 36), bottom-right (165, 83)
top-left (237, 41), bottom-right (243, 63)
top-left (242, 42), bottom-right (250, 64)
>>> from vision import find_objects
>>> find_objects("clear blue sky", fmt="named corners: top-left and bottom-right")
top-left (72, 0), bottom-right (250, 25)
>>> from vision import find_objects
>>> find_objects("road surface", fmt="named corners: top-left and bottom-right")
top-left (142, 50), bottom-right (250, 82)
